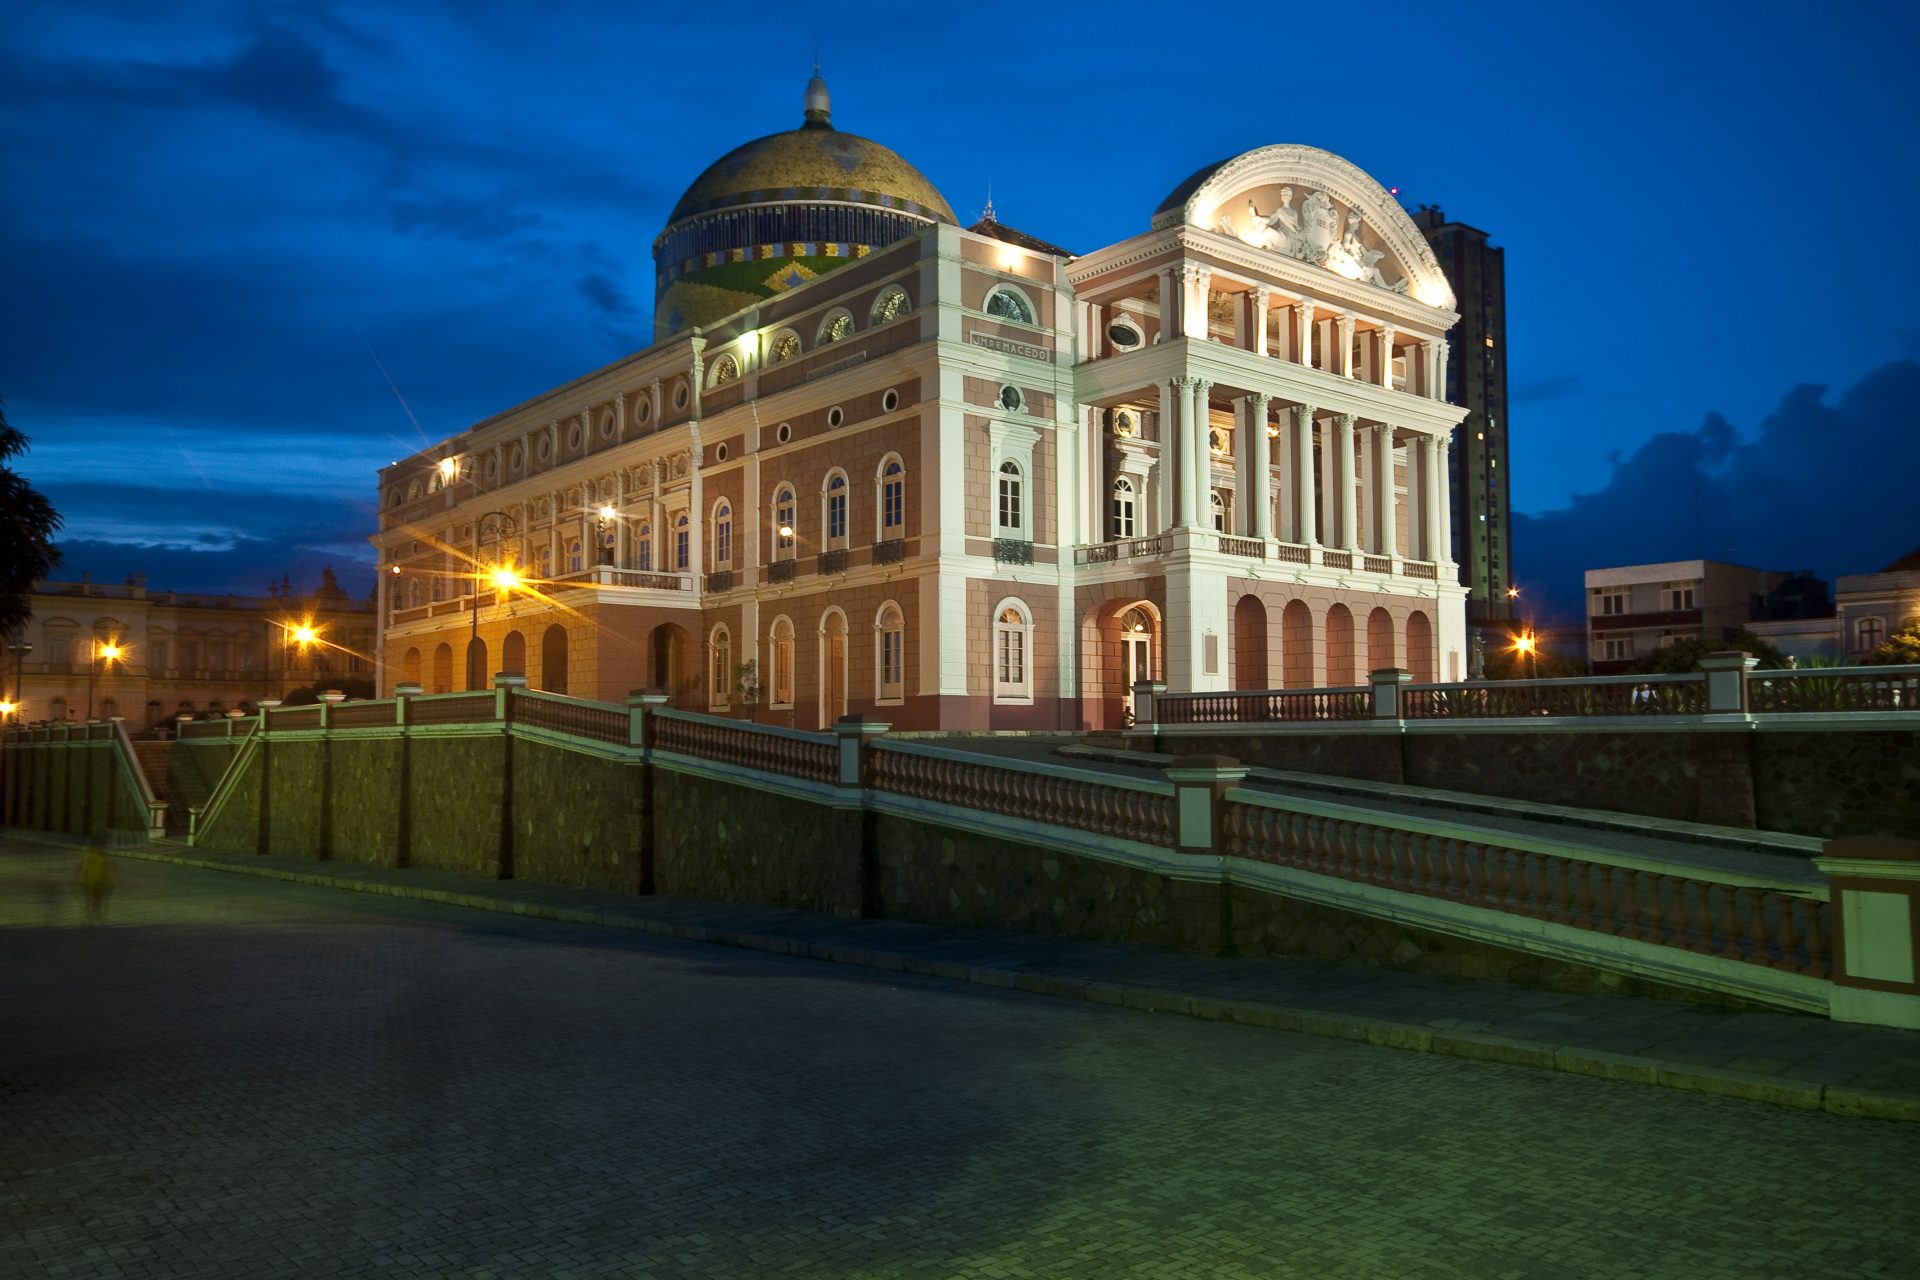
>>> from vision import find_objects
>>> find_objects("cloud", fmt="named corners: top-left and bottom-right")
top-left (1512, 374), bottom-right (1580, 403)
top-left (1514, 359), bottom-right (1920, 622)
top-left (577, 271), bottom-right (637, 319)
top-left (49, 537), bottom-right (372, 601)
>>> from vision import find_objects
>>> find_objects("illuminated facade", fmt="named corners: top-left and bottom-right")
top-left (373, 76), bottom-right (1469, 729)
top-left (5, 570), bottom-right (375, 727)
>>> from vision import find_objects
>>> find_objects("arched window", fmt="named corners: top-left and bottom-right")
top-left (992, 600), bottom-right (1033, 702)
top-left (823, 471), bottom-right (849, 549)
top-left (1112, 477), bottom-right (1136, 539)
top-left (871, 286), bottom-right (910, 325)
top-left (769, 616), bottom-right (795, 708)
top-left (708, 625), bottom-right (732, 709)
top-left (878, 456), bottom-right (905, 539)
top-left (712, 500), bottom-right (733, 568)
top-left (818, 309), bottom-right (854, 345)
top-left (501, 630), bottom-right (527, 677)
top-left (1855, 617), bottom-right (1886, 655)
top-left (876, 602), bottom-right (905, 703)
top-left (432, 642), bottom-right (453, 694)
top-left (673, 513), bottom-right (690, 570)
top-left (401, 648), bottom-right (422, 685)
top-left (430, 576), bottom-right (444, 603)
top-left (985, 286), bottom-right (1035, 325)
top-left (709, 353), bottom-right (739, 387)
top-left (406, 580), bottom-right (423, 609)
top-left (536, 545), bottom-right (553, 579)
top-left (996, 461), bottom-right (1024, 536)
top-left (770, 330), bottom-right (801, 363)
top-left (568, 539), bottom-right (584, 573)
top-left (636, 522), bottom-right (653, 571)
top-left (540, 624), bottom-right (568, 695)
top-left (1210, 490), bottom-right (1227, 533)
top-left (772, 484), bottom-right (796, 559)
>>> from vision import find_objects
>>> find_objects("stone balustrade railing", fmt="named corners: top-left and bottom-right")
top-left (514, 690), bottom-right (627, 744)
top-left (1748, 665), bottom-right (1920, 712)
top-left (650, 710), bottom-right (838, 784)
top-left (1403, 673), bottom-right (1706, 719)
top-left (1157, 687), bottom-right (1371, 725)
top-left (869, 742), bottom-right (1177, 847)
top-left (1223, 798), bottom-right (1831, 981)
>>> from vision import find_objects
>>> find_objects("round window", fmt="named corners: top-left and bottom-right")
top-left (510, 444), bottom-right (524, 472)
top-left (1108, 322), bottom-right (1141, 349)
top-left (1112, 409), bottom-right (1137, 438)
top-left (999, 385), bottom-right (1023, 412)
top-left (673, 381), bottom-right (690, 411)
top-left (484, 455), bottom-right (499, 480)
top-left (567, 423), bottom-right (583, 450)
top-left (776, 422), bottom-right (792, 444)
top-left (826, 406), bottom-right (844, 429)
top-left (714, 442), bottom-right (729, 463)
top-left (600, 413), bottom-right (616, 439)
top-left (636, 397), bottom-right (653, 426)
top-left (882, 388), bottom-right (899, 413)
top-left (538, 436), bottom-right (553, 461)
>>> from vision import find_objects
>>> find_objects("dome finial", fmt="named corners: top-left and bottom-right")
top-left (803, 62), bottom-right (831, 130)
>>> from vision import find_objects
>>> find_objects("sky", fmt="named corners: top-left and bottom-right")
top-left (5, 0), bottom-right (1918, 623)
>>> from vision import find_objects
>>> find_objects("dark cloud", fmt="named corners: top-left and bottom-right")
top-left (49, 537), bottom-right (372, 601)
top-left (577, 272), bottom-right (636, 319)
top-left (1513, 374), bottom-right (1580, 403)
top-left (1514, 359), bottom-right (1920, 623)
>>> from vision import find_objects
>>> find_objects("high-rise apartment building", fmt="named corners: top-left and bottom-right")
top-left (1410, 207), bottom-right (1511, 626)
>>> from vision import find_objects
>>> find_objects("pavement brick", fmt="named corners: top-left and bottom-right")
top-left (5, 833), bottom-right (1920, 1277)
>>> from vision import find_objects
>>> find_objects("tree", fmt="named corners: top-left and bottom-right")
top-left (1861, 620), bottom-right (1920, 666)
top-left (0, 399), bottom-right (62, 637)
top-left (1626, 631), bottom-right (1786, 675)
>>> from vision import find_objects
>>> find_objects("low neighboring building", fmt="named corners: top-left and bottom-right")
top-left (1583, 560), bottom-right (1819, 674)
top-left (1837, 546), bottom-right (1920, 660)
top-left (1, 569), bottom-right (376, 728)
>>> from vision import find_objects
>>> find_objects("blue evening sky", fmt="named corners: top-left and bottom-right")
top-left (5, 0), bottom-right (1918, 621)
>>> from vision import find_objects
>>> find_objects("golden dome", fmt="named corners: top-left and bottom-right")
top-left (665, 126), bottom-right (954, 227)
top-left (651, 74), bottom-right (954, 334)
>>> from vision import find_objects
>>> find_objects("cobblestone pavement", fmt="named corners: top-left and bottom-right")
top-left (5, 844), bottom-right (1919, 1280)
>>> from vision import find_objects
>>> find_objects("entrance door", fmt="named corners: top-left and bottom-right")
top-left (821, 614), bottom-right (848, 727)
top-left (1121, 608), bottom-right (1153, 724)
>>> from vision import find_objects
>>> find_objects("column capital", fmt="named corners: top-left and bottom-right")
top-left (1190, 376), bottom-right (1213, 394)
top-left (1334, 412), bottom-right (1356, 428)
top-left (1254, 285), bottom-right (1272, 304)
top-left (1371, 422), bottom-right (1395, 441)
top-left (1294, 299), bottom-right (1315, 316)
top-left (1296, 403), bottom-right (1317, 422)
top-left (1246, 391), bottom-right (1271, 409)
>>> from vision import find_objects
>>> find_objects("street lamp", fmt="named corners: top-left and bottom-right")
top-left (596, 505), bottom-right (617, 566)
top-left (86, 639), bottom-right (122, 721)
top-left (3, 638), bottom-right (29, 723)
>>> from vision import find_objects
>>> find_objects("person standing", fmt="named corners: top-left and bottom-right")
top-left (79, 849), bottom-right (113, 923)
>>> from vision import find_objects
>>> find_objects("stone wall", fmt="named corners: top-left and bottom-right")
top-left (509, 741), bottom-right (638, 891)
top-left (196, 744), bottom-right (262, 856)
top-left (407, 736), bottom-right (504, 878)
top-left (263, 739), bottom-right (326, 861)
top-left (331, 737), bottom-right (403, 867)
top-left (1158, 724), bottom-right (1920, 838)
top-left (654, 772), bottom-right (864, 915)
top-left (0, 738), bottom-right (150, 839)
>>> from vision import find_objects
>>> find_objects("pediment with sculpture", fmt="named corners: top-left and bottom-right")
top-left (1216, 184), bottom-right (1407, 293)
top-left (1155, 145), bottom-right (1453, 310)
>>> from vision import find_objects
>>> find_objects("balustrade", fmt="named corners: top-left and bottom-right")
top-left (650, 712), bottom-right (837, 783)
top-left (870, 745), bottom-right (1176, 847)
top-left (1748, 665), bottom-right (1920, 713)
top-left (514, 693), bottom-right (627, 744)
top-left (1157, 688), bottom-right (1370, 725)
top-left (1222, 801), bottom-right (1830, 978)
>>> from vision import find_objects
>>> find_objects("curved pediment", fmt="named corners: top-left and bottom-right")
top-left (1152, 144), bottom-right (1454, 311)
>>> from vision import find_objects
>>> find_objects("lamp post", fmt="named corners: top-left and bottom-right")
top-left (595, 505), bottom-right (617, 567)
top-left (2, 638), bottom-right (29, 723)
top-left (86, 638), bottom-right (122, 721)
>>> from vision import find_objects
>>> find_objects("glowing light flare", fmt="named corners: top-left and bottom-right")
top-left (390, 564), bottom-right (402, 575)
top-left (291, 624), bottom-right (318, 646)
top-left (98, 643), bottom-right (122, 662)
top-left (0, 701), bottom-right (16, 717)
top-left (778, 523), bottom-right (794, 539)
top-left (438, 457), bottom-right (459, 478)
top-left (1511, 633), bottom-right (1537, 656)
top-left (598, 505), bottom-right (616, 521)
top-left (489, 566), bottom-right (521, 591)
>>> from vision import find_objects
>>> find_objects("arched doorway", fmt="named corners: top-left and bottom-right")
top-left (1326, 604), bottom-right (1355, 686)
top-left (1367, 608), bottom-right (1396, 674)
top-left (401, 647), bottom-right (422, 686)
top-left (1282, 601), bottom-right (1313, 688)
top-left (1232, 596), bottom-right (1267, 690)
top-left (1079, 599), bottom-right (1159, 730)
top-left (819, 609), bottom-right (848, 727)
top-left (466, 636), bottom-right (488, 691)
top-left (501, 630), bottom-right (526, 677)
top-left (1407, 611), bottom-right (1435, 682)
top-left (431, 643), bottom-right (453, 694)
top-left (648, 623), bottom-right (692, 705)
top-left (540, 624), bottom-right (568, 695)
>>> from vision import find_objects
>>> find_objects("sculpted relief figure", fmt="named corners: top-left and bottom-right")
top-left (1232, 185), bottom-right (1408, 292)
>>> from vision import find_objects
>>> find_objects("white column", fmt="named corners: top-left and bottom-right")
top-left (1294, 404), bottom-right (1317, 544)
top-left (1252, 288), bottom-right (1270, 356)
top-left (1436, 432), bottom-right (1455, 567)
top-left (1422, 340), bottom-right (1440, 400)
top-left (1377, 326), bottom-right (1397, 389)
top-left (1337, 314), bottom-right (1356, 379)
top-left (688, 422), bottom-right (705, 580)
top-left (1422, 435), bottom-right (1444, 563)
top-left (1183, 267), bottom-right (1212, 340)
top-left (1189, 377), bottom-right (1212, 526)
top-left (1370, 424), bottom-right (1395, 555)
top-left (1159, 270), bottom-right (1179, 341)
top-left (1335, 414), bottom-right (1357, 550)
top-left (1232, 398), bottom-right (1252, 534)
top-left (1294, 301), bottom-right (1315, 368)
top-left (1248, 394), bottom-right (1272, 540)
top-left (1168, 378), bottom-right (1194, 527)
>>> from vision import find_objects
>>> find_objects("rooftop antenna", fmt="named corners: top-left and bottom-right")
top-left (981, 182), bottom-right (996, 224)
